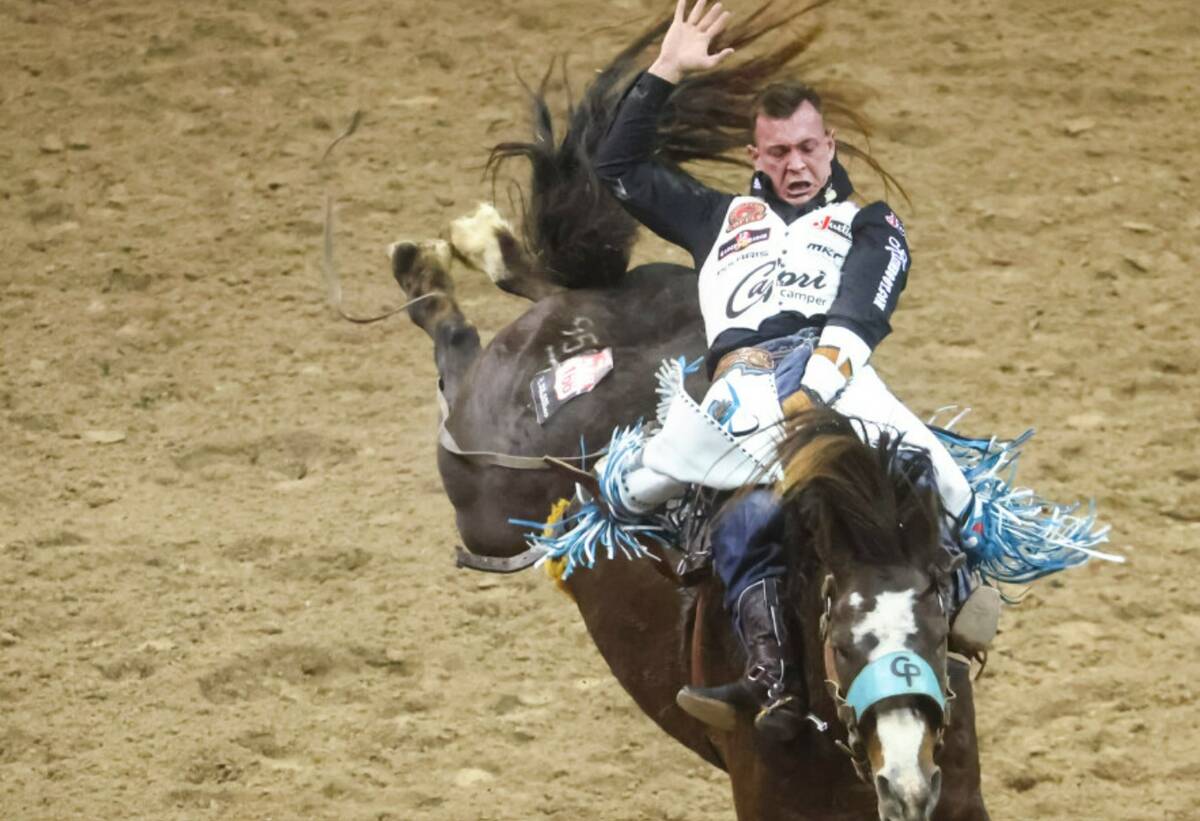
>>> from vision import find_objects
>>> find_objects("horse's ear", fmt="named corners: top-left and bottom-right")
top-left (797, 484), bottom-right (826, 527)
top-left (933, 550), bottom-right (967, 578)
top-left (782, 485), bottom-right (822, 543)
top-left (893, 475), bottom-right (941, 556)
top-left (886, 440), bottom-right (943, 552)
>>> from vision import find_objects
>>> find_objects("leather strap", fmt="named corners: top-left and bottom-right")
top-left (690, 584), bottom-right (710, 687)
top-left (455, 545), bottom-right (546, 573)
top-left (436, 383), bottom-right (594, 470)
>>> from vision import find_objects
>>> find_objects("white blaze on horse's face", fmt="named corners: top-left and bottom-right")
top-left (852, 587), bottom-right (942, 821)
top-left (870, 708), bottom-right (941, 821)
top-left (851, 589), bottom-right (916, 660)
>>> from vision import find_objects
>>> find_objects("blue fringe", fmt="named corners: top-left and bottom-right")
top-left (519, 408), bottom-right (1120, 586)
top-left (932, 424), bottom-right (1118, 586)
top-left (655, 355), bottom-right (704, 426)
top-left (512, 424), bottom-right (678, 580)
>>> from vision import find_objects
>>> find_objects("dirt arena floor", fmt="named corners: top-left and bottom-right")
top-left (2, 0), bottom-right (1198, 818)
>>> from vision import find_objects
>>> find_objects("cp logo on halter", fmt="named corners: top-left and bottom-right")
top-left (889, 654), bottom-right (921, 687)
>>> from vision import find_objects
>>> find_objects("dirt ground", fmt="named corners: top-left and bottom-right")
top-left (1, 0), bottom-right (1198, 818)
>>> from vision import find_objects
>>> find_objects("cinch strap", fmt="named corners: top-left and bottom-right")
top-left (844, 651), bottom-right (945, 723)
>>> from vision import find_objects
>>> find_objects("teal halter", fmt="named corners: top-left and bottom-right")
top-left (844, 650), bottom-right (946, 723)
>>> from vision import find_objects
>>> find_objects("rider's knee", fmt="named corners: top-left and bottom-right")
top-left (713, 489), bottom-right (784, 546)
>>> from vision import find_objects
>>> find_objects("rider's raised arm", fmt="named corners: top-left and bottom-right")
top-left (592, 0), bottom-right (736, 267)
top-left (799, 202), bottom-right (913, 401)
top-left (593, 73), bottom-right (730, 265)
top-left (649, 0), bottom-right (734, 83)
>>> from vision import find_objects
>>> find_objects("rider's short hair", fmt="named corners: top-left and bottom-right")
top-left (750, 83), bottom-right (823, 138)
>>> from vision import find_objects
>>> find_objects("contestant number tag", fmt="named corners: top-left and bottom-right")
top-left (530, 348), bottom-right (614, 425)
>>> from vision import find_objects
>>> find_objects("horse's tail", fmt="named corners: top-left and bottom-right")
top-left (489, 2), bottom-right (894, 291)
top-left (487, 29), bottom-right (662, 289)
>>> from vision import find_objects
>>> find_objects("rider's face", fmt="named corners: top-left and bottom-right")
top-left (748, 103), bottom-right (836, 207)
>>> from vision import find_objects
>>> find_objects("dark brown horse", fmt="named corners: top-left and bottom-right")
top-left (391, 236), bottom-right (987, 820)
top-left (380, 7), bottom-right (989, 819)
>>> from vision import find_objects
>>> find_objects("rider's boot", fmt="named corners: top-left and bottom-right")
top-left (947, 499), bottom-right (1002, 657)
top-left (949, 584), bottom-right (1001, 657)
top-left (676, 578), bottom-right (807, 741)
top-left (593, 445), bottom-right (686, 519)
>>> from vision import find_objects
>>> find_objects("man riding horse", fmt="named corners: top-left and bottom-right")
top-left (582, 0), bottom-right (998, 740)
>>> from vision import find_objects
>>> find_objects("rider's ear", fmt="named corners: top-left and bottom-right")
top-left (746, 144), bottom-right (759, 163)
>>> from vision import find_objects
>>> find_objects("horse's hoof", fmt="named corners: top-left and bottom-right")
top-left (676, 687), bottom-right (739, 732)
top-left (388, 240), bottom-right (419, 272)
top-left (388, 239), bottom-right (454, 300)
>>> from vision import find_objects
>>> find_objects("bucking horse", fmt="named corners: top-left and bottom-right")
top-left (330, 6), bottom-right (1114, 820)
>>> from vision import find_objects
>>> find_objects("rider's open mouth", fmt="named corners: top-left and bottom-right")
top-left (786, 181), bottom-right (813, 196)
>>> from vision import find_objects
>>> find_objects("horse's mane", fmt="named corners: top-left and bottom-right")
top-left (488, 1), bottom-right (897, 290)
top-left (775, 408), bottom-right (943, 570)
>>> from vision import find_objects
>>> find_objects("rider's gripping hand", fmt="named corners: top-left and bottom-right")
top-left (649, 0), bottom-right (735, 84)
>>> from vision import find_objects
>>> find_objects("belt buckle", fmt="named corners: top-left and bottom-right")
top-left (715, 347), bottom-right (771, 380)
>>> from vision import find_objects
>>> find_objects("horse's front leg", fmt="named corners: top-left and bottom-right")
top-left (932, 657), bottom-right (990, 820)
top-left (449, 203), bottom-right (565, 302)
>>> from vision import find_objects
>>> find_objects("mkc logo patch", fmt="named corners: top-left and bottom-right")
top-left (718, 227), bottom-right (770, 260)
top-left (885, 210), bottom-right (906, 236)
top-left (727, 202), bottom-right (767, 230)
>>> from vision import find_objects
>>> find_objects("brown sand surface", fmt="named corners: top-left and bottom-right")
top-left (2, 0), bottom-right (1198, 818)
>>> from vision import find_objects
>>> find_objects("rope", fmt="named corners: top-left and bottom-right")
top-left (319, 110), bottom-right (445, 324)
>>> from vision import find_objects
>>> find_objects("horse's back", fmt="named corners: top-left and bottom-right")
top-left (440, 263), bottom-right (708, 555)
top-left (461, 261), bottom-right (706, 441)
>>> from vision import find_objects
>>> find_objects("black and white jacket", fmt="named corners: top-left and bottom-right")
top-left (593, 71), bottom-right (911, 392)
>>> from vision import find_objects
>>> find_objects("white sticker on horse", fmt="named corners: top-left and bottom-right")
top-left (530, 347), bottom-right (614, 425)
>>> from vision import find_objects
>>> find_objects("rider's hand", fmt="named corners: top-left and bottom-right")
top-left (649, 0), bottom-right (735, 84)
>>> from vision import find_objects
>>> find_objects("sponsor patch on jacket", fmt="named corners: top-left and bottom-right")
top-left (727, 202), bottom-right (767, 230)
top-left (718, 228), bottom-right (770, 260)
top-left (812, 214), bottom-right (852, 240)
top-left (885, 210), bottom-right (906, 236)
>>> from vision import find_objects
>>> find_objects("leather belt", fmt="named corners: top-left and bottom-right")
top-left (712, 346), bottom-right (772, 381)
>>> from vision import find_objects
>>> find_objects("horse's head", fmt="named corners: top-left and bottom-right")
top-left (779, 409), bottom-right (956, 821)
